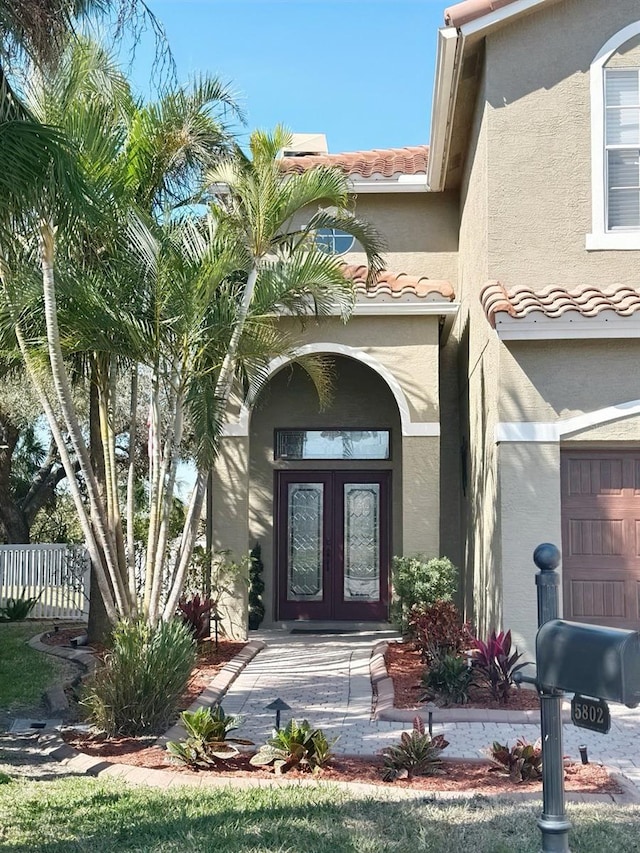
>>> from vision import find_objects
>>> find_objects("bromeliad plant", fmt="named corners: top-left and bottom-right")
top-left (249, 719), bottom-right (337, 774)
top-left (381, 717), bottom-right (449, 782)
top-left (177, 594), bottom-right (213, 640)
top-left (490, 738), bottom-right (543, 783)
top-left (166, 705), bottom-right (253, 769)
top-left (472, 629), bottom-right (529, 704)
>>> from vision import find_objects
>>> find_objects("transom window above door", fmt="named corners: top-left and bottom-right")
top-left (275, 429), bottom-right (390, 460)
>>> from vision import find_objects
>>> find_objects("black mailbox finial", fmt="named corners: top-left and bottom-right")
top-left (533, 542), bottom-right (561, 572)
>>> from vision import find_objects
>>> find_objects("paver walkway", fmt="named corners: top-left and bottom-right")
top-left (224, 629), bottom-right (640, 792)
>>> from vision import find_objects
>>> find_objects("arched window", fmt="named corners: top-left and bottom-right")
top-left (588, 22), bottom-right (640, 250)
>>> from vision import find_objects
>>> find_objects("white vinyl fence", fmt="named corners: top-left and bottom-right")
top-left (0, 544), bottom-right (90, 621)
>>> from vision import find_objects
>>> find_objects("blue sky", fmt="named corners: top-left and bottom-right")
top-left (133, 1), bottom-right (447, 153)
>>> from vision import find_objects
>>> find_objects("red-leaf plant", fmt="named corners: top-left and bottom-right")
top-left (178, 594), bottom-right (214, 640)
top-left (472, 629), bottom-right (530, 704)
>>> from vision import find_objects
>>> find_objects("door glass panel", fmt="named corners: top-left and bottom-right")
top-left (343, 483), bottom-right (380, 602)
top-left (287, 483), bottom-right (323, 601)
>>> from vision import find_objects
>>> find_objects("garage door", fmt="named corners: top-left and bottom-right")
top-left (561, 449), bottom-right (640, 629)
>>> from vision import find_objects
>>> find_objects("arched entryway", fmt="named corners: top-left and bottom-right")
top-left (249, 354), bottom-right (403, 624)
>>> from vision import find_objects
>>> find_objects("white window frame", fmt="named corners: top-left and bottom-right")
top-left (587, 21), bottom-right (640, 251)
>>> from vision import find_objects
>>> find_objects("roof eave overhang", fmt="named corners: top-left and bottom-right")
top-left (348, 176), bottom-right (428, 193)
top-left (428, 0), bottom-right (552, 192)
top-left (493, 312), bottom-right (640, 340)
top-left (453, 0), bottom-right (550, 35)
top-left (427, 27), bottom-right (462, 192)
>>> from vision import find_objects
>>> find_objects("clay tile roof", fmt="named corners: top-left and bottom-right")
top-left (444, 0), bottom-right (519, 27)
top-left (480, 281), bottom-right (640, 326)
top-left (279, 146), bottom-right (429, 178)
top-left (343, 264), bottom-right (455, 302)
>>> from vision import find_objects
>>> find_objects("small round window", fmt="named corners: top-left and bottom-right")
top-left (315, 228), bottom-right (355, 256)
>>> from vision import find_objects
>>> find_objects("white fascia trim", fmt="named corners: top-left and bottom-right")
top-left (496, 399), bottom-right (640, 443)
top-left (349, 302), bottom-right (459, 317)
top-left (495, 312), bottom-right (640, 339)
top-left (220, 342), bottom-right (440, 439)
top-left (588, 21), bottom-right (640, 249)
top-left (348, 176), bottom-right (428, 194)
top-left (427, 27), bottom-right (461, 193)
top-left (458, 0), bottom-right (549, 37)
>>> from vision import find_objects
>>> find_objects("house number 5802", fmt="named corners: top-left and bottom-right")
top-left (570, 694), bottom-right (611, 734)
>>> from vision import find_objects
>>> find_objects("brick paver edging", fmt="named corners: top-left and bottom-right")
top-left (371, 640), bottom-right (571, 725)
top-left (28, 631), bottom-right (99, 714)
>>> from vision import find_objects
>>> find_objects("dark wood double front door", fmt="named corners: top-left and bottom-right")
top-left (276, 471), bottom-right (390, 621)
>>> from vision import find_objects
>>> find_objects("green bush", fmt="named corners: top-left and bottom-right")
top-left (82, 618), bottom-right (197, 736)
top-left (391, 556), bottom-right (458, 632)
top-left (420, 653), bottom-right (475, 706)
top-left (248, 543), bottom-right (265, 630)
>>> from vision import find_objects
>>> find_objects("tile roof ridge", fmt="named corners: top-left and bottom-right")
top-left (343, 264), bottom-right (455, 301)
top-left (480, 280), bottom-right (640, 323)
top-left (444, 0), bottom-right (519, 28)
top-left (279, 146), bottom-right (429, 178)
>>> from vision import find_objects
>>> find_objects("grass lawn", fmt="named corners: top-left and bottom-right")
top-left (0, 776), bottom-right (639, 852)
top-left (0, 622), bottom-right (67, 712)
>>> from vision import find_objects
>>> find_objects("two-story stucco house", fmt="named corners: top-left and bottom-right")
top-left (212, 0), bottom-right (640, 660)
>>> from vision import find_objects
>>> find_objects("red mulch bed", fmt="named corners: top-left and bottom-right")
top-left (59, 731), bottom-right (620, 795)
top-left (41, 626), bottom-right (245, 716)
top-left (386, 642), bottom-right (540, 711)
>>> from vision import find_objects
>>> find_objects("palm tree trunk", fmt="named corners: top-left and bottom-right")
top-left (162, 468), bottom-right (207, 620)
top-left (215, 266), bottom-right (258, 405)
top-left (126, 366), bottom-right (139, 610)
top-left (39, 218), bottom-right (129, 617)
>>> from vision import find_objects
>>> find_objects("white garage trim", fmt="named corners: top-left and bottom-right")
top-left (496, 399), bottom-right (640, 443)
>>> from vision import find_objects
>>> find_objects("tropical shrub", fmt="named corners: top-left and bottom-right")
top-left (472, 629), bottom-right (529, 704)
top-left (420, 653), bottom-right (475, 706)
top-left (82, 619), bottom-right (197, 736)
top-left (177, 593), bottom-right (213, 640)
top-left (391, 556), bottom-right (458, 633)
top-left (381, 717), bottom-right (449, 782)
top-left (0, 589), bottom-right (40, 621)
top-left (166, 705), bottom-right (253, 768)
top-left (490, 738), bottom-right (543, 782)
top-left (248, 543), bottom-right (265, 630)
top-left (249, 719), bottom-right (337, 774)
top-left (409, 600), bottom-right (474, 663)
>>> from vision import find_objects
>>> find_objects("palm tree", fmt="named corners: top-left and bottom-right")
top-left (162, 126), bottom-right (386, 620)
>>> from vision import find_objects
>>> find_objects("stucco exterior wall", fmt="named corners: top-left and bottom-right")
top-left (347, 192), bottom-right (459, 283)
top-left (484, 0), bottom-right (640, 287)
top-left (498, 441), bottom-right (562, 661)
top-left (499, 340), bottom-right (640, 423)
top-left (446, 63), bottom-right (504, 635)
top-left (211, 436), bottom-right (250, 640)
top-left (289, 192), bottom-right (458, 284)
top-left (276, 315), bottom-right (441, 423)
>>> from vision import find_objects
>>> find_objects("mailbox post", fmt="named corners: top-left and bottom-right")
top-left (533, 543), bottom-right (572, 853)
